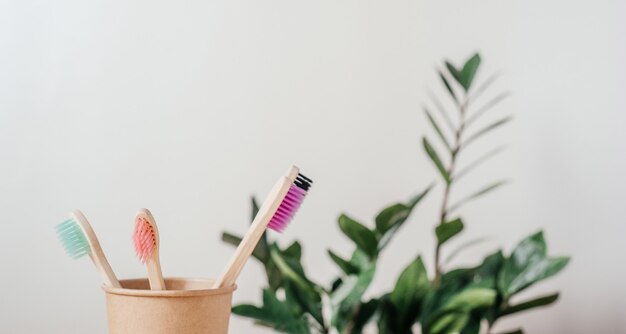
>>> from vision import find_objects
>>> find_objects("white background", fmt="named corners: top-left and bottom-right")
top-left (2, 1), bottom-right (625, 333)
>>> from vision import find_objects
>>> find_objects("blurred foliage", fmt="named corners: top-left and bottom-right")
top-left (222, 53), bottom-right (569, 333)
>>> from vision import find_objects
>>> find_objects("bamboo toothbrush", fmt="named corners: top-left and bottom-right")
top-left (56, 210), bottom-right (122, 288)
top-left (133, 208), bottom-right (166, 290)
top-left (213, 165), bottom-right (312, 289)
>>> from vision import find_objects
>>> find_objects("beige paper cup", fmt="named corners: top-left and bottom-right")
top-left (102, 278), bottom-right (236, 334)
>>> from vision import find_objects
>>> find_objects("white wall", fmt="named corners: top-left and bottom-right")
top-left (1, 0), bottom-right (625, 333)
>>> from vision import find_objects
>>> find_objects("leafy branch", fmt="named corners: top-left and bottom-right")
top-left (222, 53), bottom-right (570, 334)
top-left (422, 54), bottom-right (511, 284)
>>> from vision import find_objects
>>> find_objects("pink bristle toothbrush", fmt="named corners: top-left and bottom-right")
top-left (133, 208), bottom-right (166, 290)
top-left (212, 165), bottom-right (312, 289)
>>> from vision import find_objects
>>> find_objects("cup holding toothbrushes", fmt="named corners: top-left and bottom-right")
top-left (57, 211), bottom-right (236, 334)
top-left (57, 165), bottom-right (312, 333)
top-left (102, 278), bottom-right (236, 334)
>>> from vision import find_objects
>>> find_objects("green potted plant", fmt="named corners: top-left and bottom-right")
top-left (222, 53), bottom-right (569, 334)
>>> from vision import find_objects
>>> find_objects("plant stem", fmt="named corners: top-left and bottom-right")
top-left (434, 94), bottom-right (468, 284)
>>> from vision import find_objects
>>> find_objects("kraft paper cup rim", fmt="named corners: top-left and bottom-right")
top-left (102, 277), bottom-right (237, 298)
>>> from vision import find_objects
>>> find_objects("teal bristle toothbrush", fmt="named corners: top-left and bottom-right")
top-left (56, 210), bottom-right (122, 288)
top-left (213, 165), bottom-right (312, 289)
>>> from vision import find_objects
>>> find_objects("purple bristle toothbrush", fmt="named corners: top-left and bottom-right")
top-left (212, 165), bottom-right (312, 289)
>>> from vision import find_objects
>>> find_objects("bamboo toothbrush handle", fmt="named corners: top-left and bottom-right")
top-left (285, 165), bottom-right (300, 181)
top-left (79, 218), bottom-right (122, 288)
top-left (213, 176), bottom-right (293, 289)
top-left (147, 254), bottom-right (165, 290)
top-left (87, 252), bottom-right (121, 288)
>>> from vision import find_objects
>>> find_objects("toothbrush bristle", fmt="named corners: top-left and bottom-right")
top-left (56, 218), bottom-right (90, 259)
top-left (268, 173), bottom-right (312, 232)
top-left (133, 217), bottom-right (157, 263)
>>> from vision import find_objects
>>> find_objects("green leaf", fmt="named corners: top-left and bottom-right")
top-left (391, 256), bottom-right (430, 310)
top-left (429, 312), bottom-right (470, 334)
top-left (376, 186), bottom-right (432, 250)
top-left (446, 54), bottom-right (481, 91)
top-left (423, 254), bottom-right (500, 333)
top-left (232, 289), bottom-right (311, 334)
top-left (441, 288), bottom-right (497, 313)
top-left (347, 299), bottom-right (380, 334)
top-left (463, 254), bottom-right (503, 295)
top-left (377, 293), bottom-right (417, 334)
top-left (469, 180), bottom-right (508, 199)
top-left (265, 259), bottom-right (283, 291)
top-left (474, 251), bottom-right (505, 284)
top-left (444, 236), bottom-right (490, 265)
top-left (466, 91), bottom-right (511, 126)
top-left (270, 245), bottom-right (317, 295)
top-left (435, 218), bottom-right (464, 245)
top-left (222, 196), bottom-right (272, 263)
top-left (439, 70), bottom-right (459, 104)
top-left (331, 264), bottom-right (376, 332)
top-left (424, 107), bottom-right (451, 151)
top-left (428, 91), bottom-right (456, 132)
top-left (460, 317), bottom-right (481, 334)
top-left (283, 241), bottom-right (302, 260)
top-left (331, 276), bottom-right (358, 308)
top-left (421, 279), bottom-right (470, 332)
top-left (231, 304), bottom-right (273, 324)
top-left (221, 232), bottom-right (241, 248)
top-left (375, 203), bottom-right (411, 235)
top-left (440, 267), bottom-right (474, 286)
top-left (331, 266), bottom-right (375, 309)
top-left (515, 231), bottom-right (547, 257)
top-left (222, 231), bottom-right (270, 263)
top-left (283, 281), bottom-right (305, 315)
top-left (468, 71), bottom-right (501, 103)
top-left (328, 250), bottom-right (359, 275)
top-left (338, 214), bottom-right (378, 259)
top-left (423, 137), bottom-right (451, 184)
top-left (449, 180), bottom-right (508, 213)
top-left (331, 277), bottom-right (343, 292)
top-left (232, 304), bottom-right (262, 316)
top-left (269, 245), bottom-right (324, 327)
top-left (408, 185), bottom-right (433, 207)
top-left (498, 231), bottom-right (570, 298)
top-left (349, 249), bottom-right (372, 271)
top-left (461, 54), bottom-right (481, 91)
top-left (508, 256), bottom-right (569, 298)
top-left (390, 257), bottom-right (430, 328)
top-left (376, 296), bottom-right (394, 334)
top-left (251, 196), bottom-right (260, 221)
top-left (499, 292), bottom-right (559, 317)
top-left (463, 115), bottom-right (513, 147)
top-left (284, 281), bottom-right (325, 326)
top-left (454, 145), bottom-right (507, 181)
top-left (445, 62), bottom-right (463, 88)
